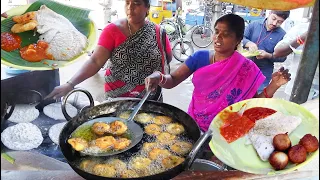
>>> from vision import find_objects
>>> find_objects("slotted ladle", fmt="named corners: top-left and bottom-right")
top-left (62, 88), bottom-right (151, 156)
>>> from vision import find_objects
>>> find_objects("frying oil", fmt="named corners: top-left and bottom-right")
top-left (73, 112), bottom-right (195, 178)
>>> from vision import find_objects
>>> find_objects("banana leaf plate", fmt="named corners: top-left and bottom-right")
top-left (1, 0), bottom-right (97, 70)
top-left (209, 98), bottom-right (319, 175)
top-left (239, 49), bottom-right (260, 57)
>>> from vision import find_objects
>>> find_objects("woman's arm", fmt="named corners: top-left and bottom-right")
top-left (45, 45), bottom-right (111, 99)
top-left (254, 67), bottom-right (291, 98)
top-left (145, 63), bottom-right (193, 91)
top-left (273, 32), bottom-right (307, 58)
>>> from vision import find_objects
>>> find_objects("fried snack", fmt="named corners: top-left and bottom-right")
top-left (162, 155), bottom-right (185, 169)
top-left (166, 123), bottom-right (185, 135)
top-left (92, 164), bottom-right (116, 177)
top-left (157, 132), bottom-right (176, 145)
top-left (154, 116), bottom-right (173, 125)
top-left (144, 124), bottom-right (162, 136)
top-left (149, 148), bottom-right (172, 160)
top-left (142, 142), bottom-right (159, 152)
top-left (170, 141), bottom-right (193, 155)
top-left (95, 136), bottom-right (116, 150)
top-left (268, 151), bottom-right (289, 170)
top-left (107, 159), bottom-right (127, 172)
top-left (120, 169), bottom-right (139, 178)
top-left (67, 137), bottom-right (88, 151)
top-left (114, 138), bottom-right (131, 150)
top-left (130, 157), bottom-right (152, 171)
top-left (12, 11), bottom-right (36, 23)
top-left (11, 20), bottom-right (38, 33)
top-left (109, 120), bottom-right (128, 135)
top-left (119, 111), bottom-right (131, 120)
top-left (288, 145), bottom-right (307, 164)
top-left (79, 159), bottom-right (97, 173)
top-left (91, 122), bottom-right (110, 136)
top-left (134, 113), bottom-right (153, 124)
top-left (299, 134), bottom-right (319, 152)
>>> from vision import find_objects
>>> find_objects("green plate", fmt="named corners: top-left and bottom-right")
top-left (1, 0), bottom-right (97, 70)
top-left (239, 49), bottom-right (260, 57)
top-left (209, 98), bottom-right (319, 175)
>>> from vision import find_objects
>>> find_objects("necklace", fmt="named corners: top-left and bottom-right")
top-left (127, 20), bottom-right (132, 36)
top-left (256, 23), bottom-right (273, 45)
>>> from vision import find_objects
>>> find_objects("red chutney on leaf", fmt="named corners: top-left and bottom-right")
top-left (219, 107), bottom-right (277, 143)
top-left (1, 32), bottom-right (22, 52)
top-left (20, 41), bottom-right (54, 62)
top-left (220, 112), bottom-right (255, 143)
top-left (243, 107), bottom-right (276, 122)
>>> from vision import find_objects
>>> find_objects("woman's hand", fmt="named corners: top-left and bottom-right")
top-left (271, 67), bottom-right (291, 87)
top-left (145, 72), bottom-right (161, 91)
top-left (45, 83), bottom-right (74, 100)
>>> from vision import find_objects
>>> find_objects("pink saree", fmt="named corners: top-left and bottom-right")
top-left (188, 51), bottom-right (266, 131)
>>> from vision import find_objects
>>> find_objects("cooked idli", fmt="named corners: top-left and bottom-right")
top-left (1, 123), bottom-right (43, 150)
top-left (48, 122), bottom-right (67, 144)
top-left (7, 104), bottom-right (39, 123)
top-left (43, 102), bottom-right (78, 120)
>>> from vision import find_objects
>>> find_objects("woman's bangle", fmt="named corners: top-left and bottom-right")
top-left (297, 36), bottom-right (305, 45)
top-left (67, 80), bottom-right (76, 88)
top-left (155, 71), bottom-right (164, 84)
top-left (263, 87), bottom-right (272, 98)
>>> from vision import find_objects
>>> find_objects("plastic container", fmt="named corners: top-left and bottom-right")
top-left (185, 12), bottom-right (204, 25)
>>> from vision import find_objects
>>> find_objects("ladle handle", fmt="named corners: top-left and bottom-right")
top-left (127, 90), bottom-right (151, 122)
top-left (62, 88), bottom-right (94, 121)
top-left (185, 129), bottom-right (213, 170)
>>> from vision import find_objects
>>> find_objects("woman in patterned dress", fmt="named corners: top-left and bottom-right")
top-left (46, 0), bottom-right (172, 101)
top-left (145, 14), bottom-right (291, 131)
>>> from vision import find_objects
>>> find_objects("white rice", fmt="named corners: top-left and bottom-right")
top-left (7, 104), bottom-right (40, 123)
top-left (43, 102), bottom-right (78, 120)
top-left (1, 123), bottom-right (43, 150)
top-left (48, 122), bottom-right (67, 144)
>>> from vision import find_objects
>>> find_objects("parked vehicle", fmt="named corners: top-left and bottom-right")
top-left (160, 8), bottom-right (213, 62)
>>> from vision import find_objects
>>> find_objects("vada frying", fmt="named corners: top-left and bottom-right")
top-left (94, 136), bottom-right (116, 150)
top-left (157, 132), bottom-right (176, 145)
top-left (120, 169), bottom-right (139, 178)
top-left (142, 142), bottom-right (159, 152)
top-left (107, 159), bottom-right (126, 172)
top-left (109, 120), bottom-right (128, 135)
top-left (79, 159), bottom-right (97, 173)
top-left (170, 141), bottom-right (193, 155)
top-left (92, 164), bottom-right (116, 177)
top-left (114, 138), bottom-right (131, 150)
top-left (68, 137), bottom-right (88, 151)
top-left (134, 113), bottom-right (153, 124)
top-left (144, 124), bottom-right (162, 136)
top-left (148, 148), bottom-right (172, 160)
top-left (162, 155), bottom-right (185, 169)
top-left (154, 115), bottom-right (173, 125)
top-left (166, 123), bottom-right (185, 135)
top-left (91, 122), bottom-right (110, 136)
top-left (130, 157), bottom-right (152, 171)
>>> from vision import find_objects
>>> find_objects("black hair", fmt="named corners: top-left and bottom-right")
top-left (270, 11), bottom-right (290, 20)
top-left (214, 14), bottom-right (245, 42)
top-left (143, 0), bottom-right (150, 8)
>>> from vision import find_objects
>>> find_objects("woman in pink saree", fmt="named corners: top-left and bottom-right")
top-left (145, 14), bottom-right (291, 131)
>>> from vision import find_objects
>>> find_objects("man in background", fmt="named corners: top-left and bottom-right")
top-left (243, 11), bottom-right (290, 93)
top-left (274, 21), bottom-right (319, 100)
